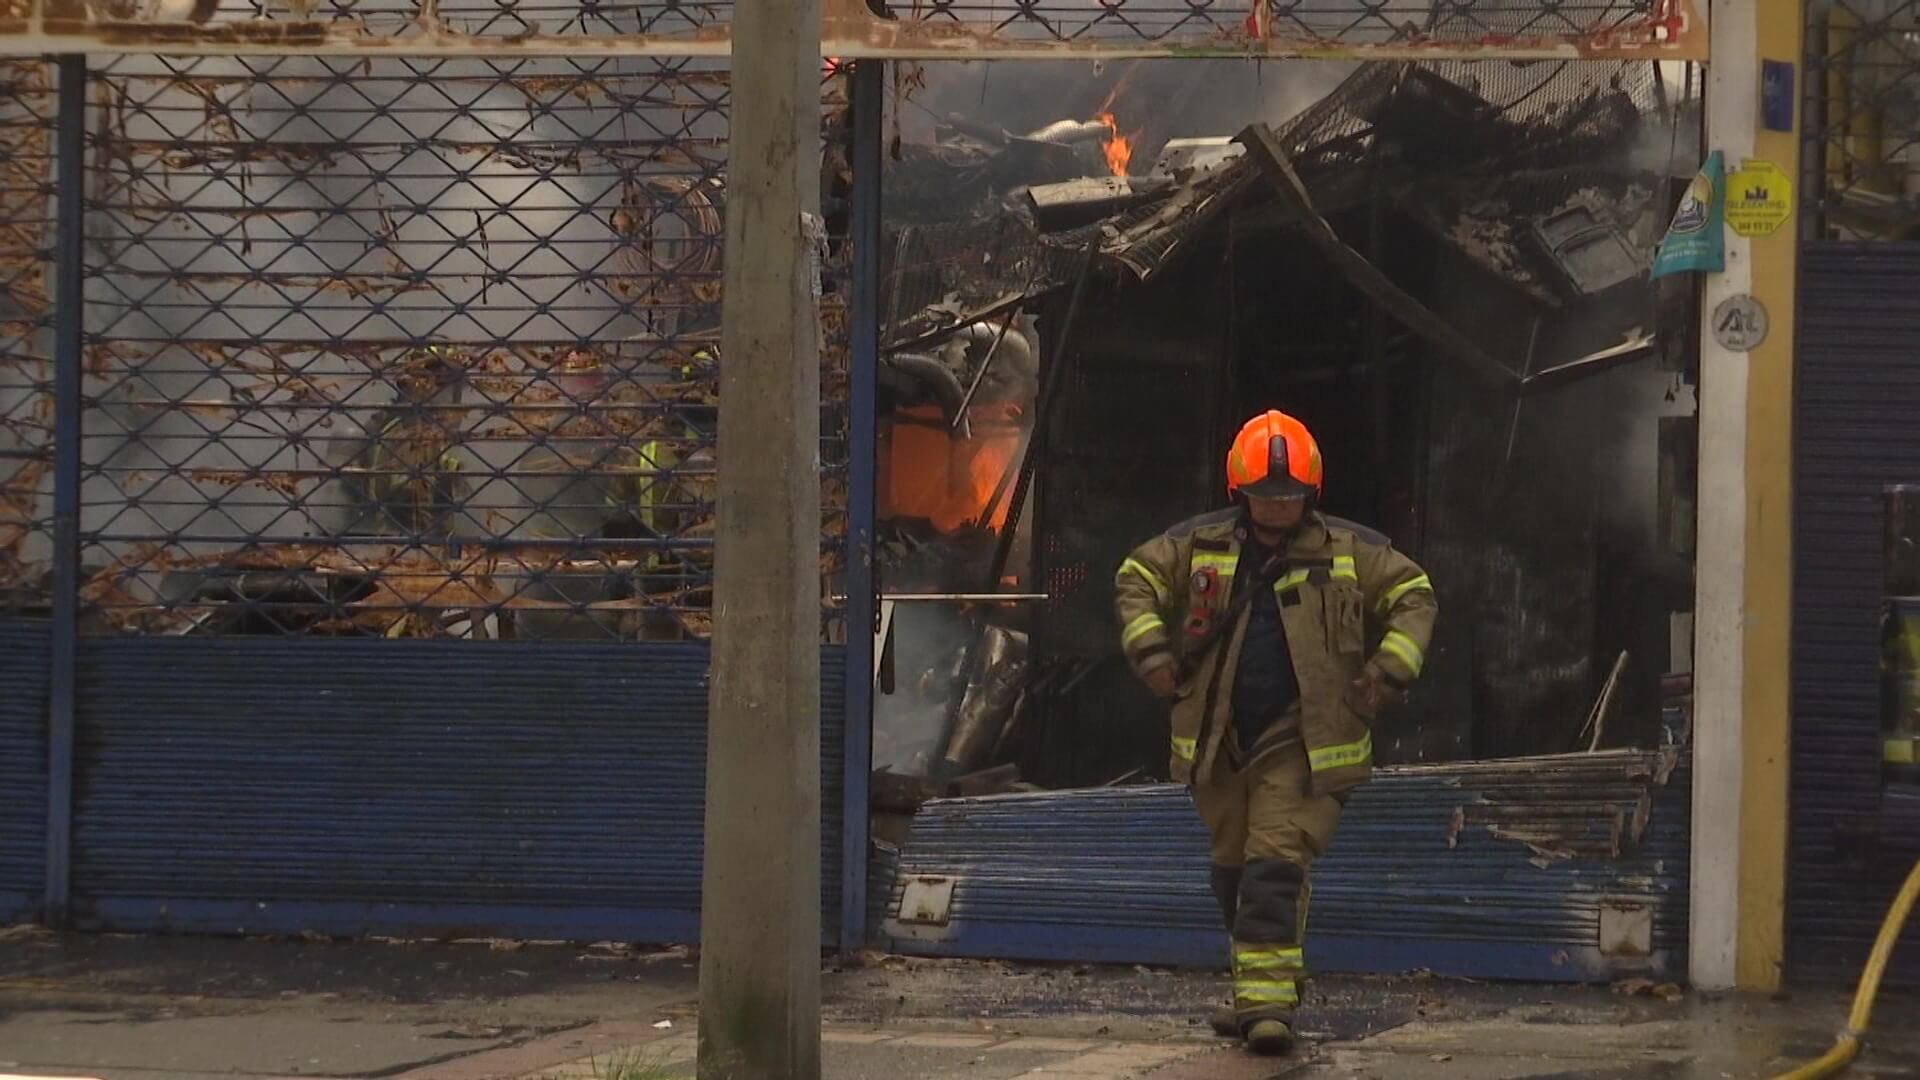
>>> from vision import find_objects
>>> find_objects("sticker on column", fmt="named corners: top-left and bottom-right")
top-left (1711, 295), bottom-right (1770, 352)
top-left (1651, 151), bottom-right (1725, 278)
top-left (1725, 159), bottom-right (1794, 237)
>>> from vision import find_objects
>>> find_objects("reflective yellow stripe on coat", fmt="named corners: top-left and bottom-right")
top-left (1192, 551), bottom-right (1237, 578)
top-left (1309, 731), bottom-right (1373, 772)
top-left (1381, 574), bottom-right (1433, 610)
top-left (1118, 558), bottom-right (1171, 604)
top-left (1379, 629), bottom-right (1426, 676)
top-left (1272, 568), bottom-right (1311, 593)
top-left (1267, 557), bottom-right (1355, 596)
top-left (1123, 613), bottom-right (1165, 647)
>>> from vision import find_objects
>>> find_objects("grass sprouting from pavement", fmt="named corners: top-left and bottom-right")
top-left (601, 1050), bottom-right (680, 1080)
top-left (554, 1049), bottom-right (679, 1080)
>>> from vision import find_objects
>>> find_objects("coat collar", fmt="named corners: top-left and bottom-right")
top-left (1231, 509), bottom-right (1333, 558)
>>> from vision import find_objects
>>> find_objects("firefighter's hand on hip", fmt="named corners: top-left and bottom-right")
top-left (1348, 665), bottom-right (1405, 716)
top-left (1143, 666), bottom-right (1179, 700)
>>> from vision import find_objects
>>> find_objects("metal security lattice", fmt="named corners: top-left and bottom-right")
top-left (1805, 0), bottom-right (1920, 240)
top-left (0, 60), bottom-right (54, 616)
top-left (26, 0), bottom-right (734, 41)
top-left (1, 0), bottom-right (1702, 62)
top-left (142, 0), bottom-right (733, 37)
top-left (66, 55), bottom-right (848, 639)
top-left (906, 0), bottom-right (1663, 48)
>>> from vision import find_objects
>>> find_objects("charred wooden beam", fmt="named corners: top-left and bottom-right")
top-left (1235, 121), bottom-right (1516, 390)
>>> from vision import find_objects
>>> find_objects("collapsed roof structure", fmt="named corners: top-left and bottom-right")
top-left (871, 58), bottom-right (1699, 789)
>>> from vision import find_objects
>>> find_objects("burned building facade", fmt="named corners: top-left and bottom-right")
top-left (870, 58), bottom-right (1701, 793)
top-left (1, 0), bottom-right (1908, 995)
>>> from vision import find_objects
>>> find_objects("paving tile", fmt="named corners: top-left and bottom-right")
top-left (822, 1030), bottom-right (900, 1045)
top-left (893, 1033), bottom-right (1003, 1049)
top-left (395, 1020), bottom-right (672, 1080)
top-left (997, 1038), bottom-right (1105, 1053)
top-left (1135, 1045), bottom-right (1309, 1079)
top-left (1023, 1045), bottom-right (1208, 1078)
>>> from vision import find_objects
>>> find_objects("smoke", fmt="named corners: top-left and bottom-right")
top-left (898, 58), bottom-right (1356, 152)
top-left (872, 603), bottom-right (973, 776)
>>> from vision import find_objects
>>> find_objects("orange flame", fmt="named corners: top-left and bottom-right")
top-left (1095, 112), bottom-right (1136, 177)
top-left (1092, 77), bottom-right (1142, 177)
top-left (881, 405), bottom-right (1021, 534)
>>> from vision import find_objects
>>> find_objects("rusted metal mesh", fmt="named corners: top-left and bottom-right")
top-left (39, 0), bottom-right (736, 40)
top-left (894, 0), bottom-right (1663, 48)
top-left (2, 0), bottom-right (1696, 62)
top-left (0, 59), bottom-right (52, 612)
top-left (63, 55), bottom-right (850, 640)
top-left (1804, 0), bottom-right (1920, 241)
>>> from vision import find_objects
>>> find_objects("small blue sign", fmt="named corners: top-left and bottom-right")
top-left (1762, 60), bottom-right (1795, 133)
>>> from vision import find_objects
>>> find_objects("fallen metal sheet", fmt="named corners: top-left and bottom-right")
top-left (1520, 332), bottom-right (1659, 393)
top-left (879, 745), bottom-right (1689, 982)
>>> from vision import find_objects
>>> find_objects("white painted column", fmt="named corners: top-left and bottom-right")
top-left (1690, 0), bottom-right (1758, 993)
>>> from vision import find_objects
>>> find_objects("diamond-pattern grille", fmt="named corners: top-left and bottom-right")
top-left (901, 0), bottom-right (1661, 47)
top-left (0, 60), bottom-right (53, 616)
top-left (105, 0), bottom-right (734, 39)
top-left (2, 0), bottom-right (1688, 58)
top-left (65, 55), bottom-right (848, 640)
top-left (1805, 0), bottom-right (1920, 241)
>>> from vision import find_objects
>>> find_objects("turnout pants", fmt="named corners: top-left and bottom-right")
top-left (1189, 735), bottom-right (1343, 1027)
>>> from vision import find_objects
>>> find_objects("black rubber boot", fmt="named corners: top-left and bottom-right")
top-left (1244, 1017), bottom-right (1296, 1056)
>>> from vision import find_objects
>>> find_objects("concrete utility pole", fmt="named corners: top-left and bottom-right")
top-left (698, 0), bottom-right (824, 1077)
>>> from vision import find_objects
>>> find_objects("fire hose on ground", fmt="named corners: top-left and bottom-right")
top-left (1768, 858), bottom-right (1920, 1079)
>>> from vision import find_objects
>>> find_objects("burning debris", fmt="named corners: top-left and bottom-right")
top-left (871, 57), bottom-right (1697, 785)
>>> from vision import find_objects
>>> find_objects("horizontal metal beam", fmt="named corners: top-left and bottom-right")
top-left (0, 0), bottom-right (1707, 61)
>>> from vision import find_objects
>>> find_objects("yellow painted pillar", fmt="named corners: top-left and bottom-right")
top-left (1735, 0), bottom-right (1799, 993)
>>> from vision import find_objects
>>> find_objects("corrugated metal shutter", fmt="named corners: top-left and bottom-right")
top-left (881, 748), bottom-right (1688, 981)
top-left (0, 619), bottom-right (49, 919)
top-left (1792, 243), bottom-right (1920, 983)
top-left (70, 638), bottom-right (845, 944)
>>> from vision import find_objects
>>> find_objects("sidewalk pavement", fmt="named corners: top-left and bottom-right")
top-left (2, 928), bottom-right (1917, 1080)
top-left (406, 1006), bottom-right (1920, 1080)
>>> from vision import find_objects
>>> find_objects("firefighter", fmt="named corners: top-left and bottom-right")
top-left (1112, 410), bottom-right (1437, 1056)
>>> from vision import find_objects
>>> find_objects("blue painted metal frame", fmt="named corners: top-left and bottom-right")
top-left (67, 637), bottom-right (848, 944)
top-left (81, 899), bottom-right (705, 942)
top-left (0, 620), bottom-right (51, 920)
top-left (43, 53), bottom-right (84, 928)
top-left (837, 58), bottom-right (882, 954)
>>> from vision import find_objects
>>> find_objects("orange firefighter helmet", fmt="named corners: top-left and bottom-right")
top-left (1225, 410), bottom-right (1323, 500)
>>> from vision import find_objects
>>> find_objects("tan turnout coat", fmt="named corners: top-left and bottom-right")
top-left (1113, 509), bottom-right (1437, 794)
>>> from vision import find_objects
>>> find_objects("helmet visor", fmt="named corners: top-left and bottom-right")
top-left (1239, 471), bottom-right (1316, 500)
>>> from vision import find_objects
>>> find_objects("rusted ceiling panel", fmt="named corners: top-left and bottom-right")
top-left (829, 0), bottom-right (1706, 62)
top-left (0, 0), bottom-right (1705, 61)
